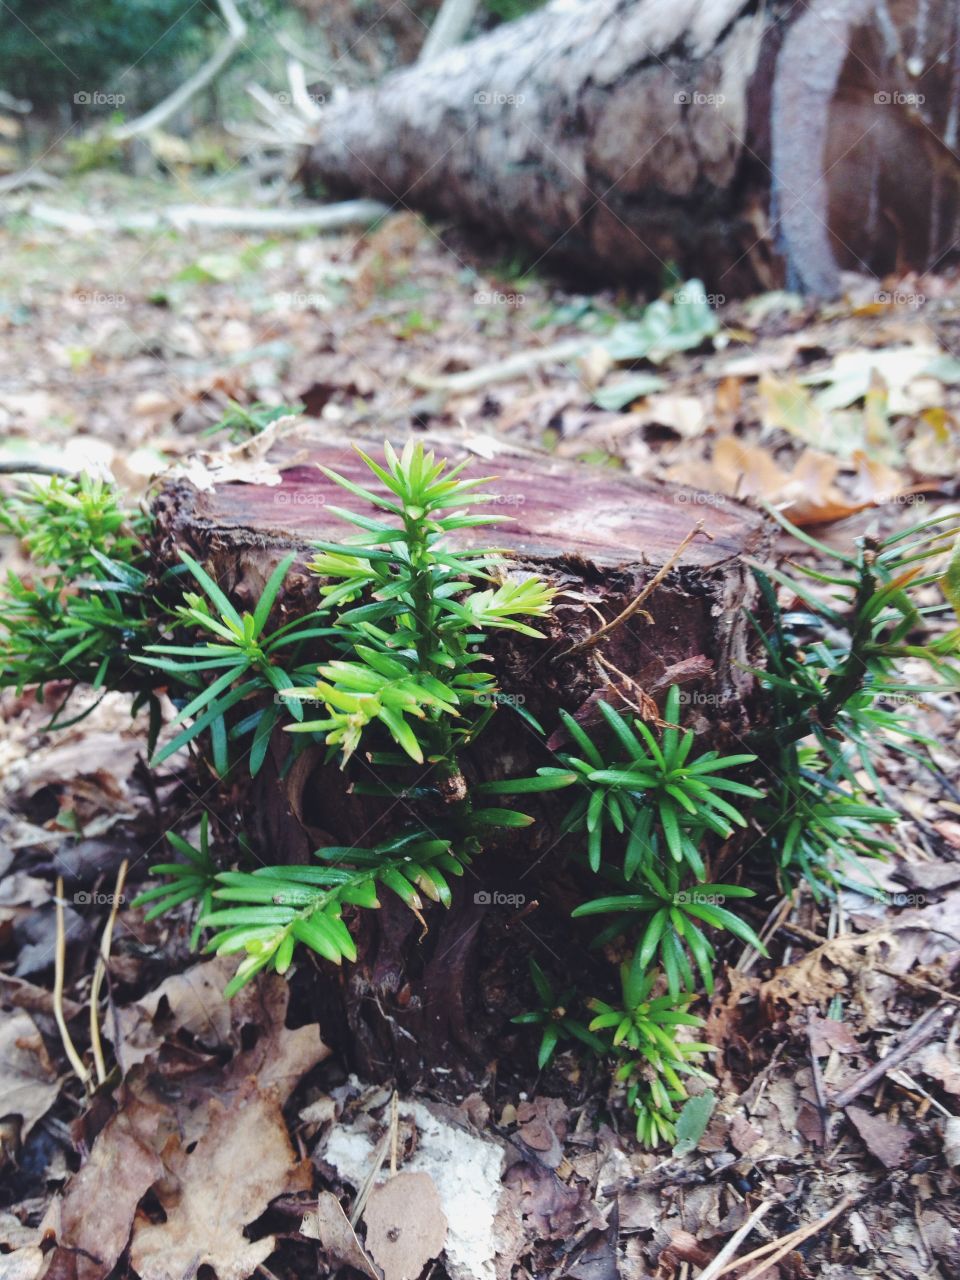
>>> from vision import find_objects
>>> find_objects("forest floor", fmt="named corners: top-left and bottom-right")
top-left (1, 169), bottom-right (960, 1280)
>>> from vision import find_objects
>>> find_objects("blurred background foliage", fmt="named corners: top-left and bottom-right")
top-left (1, 0), bottom-right (548, 141)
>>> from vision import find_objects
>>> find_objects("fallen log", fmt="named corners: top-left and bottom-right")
top-left (151, 432), bottom-right (772, 1083)
top-left (302, 0), bottom-right (960, 295)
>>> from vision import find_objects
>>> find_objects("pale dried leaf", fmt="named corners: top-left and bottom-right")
top-left (363, 1173), bottom-right (448, 1280)
top-left (130, 1084), bottom-right (310, 1280)
top-left (57, 1102), bottom-right (166, 1280)
top-left (301, 1191), bottom-right (378, 1279)
top-left (0, 1011), bottom-right (61, 1139)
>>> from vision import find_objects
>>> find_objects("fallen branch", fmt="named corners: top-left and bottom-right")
top-left (695, 1200), bottom-right (778, 1280)
top-left (0, 168), bottom-right (59, 195)
top-left (164, 200), bottom-right (389, 232)
top-left (408, 337), bottom-right (595, 396)
top-left (709, 1192), bottom-right (857, 1280)
top-left (111, 0), bottom-right (247, 141)
top-left (419, 0), bottom-right (481, 62)
top-left (832, 1003), bottom-right (954, 1109)
top-left (26, 199), bottom-right (390, 237)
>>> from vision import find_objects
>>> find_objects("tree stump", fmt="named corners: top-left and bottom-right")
top-left (152, 434), bottom-right (773, 1085)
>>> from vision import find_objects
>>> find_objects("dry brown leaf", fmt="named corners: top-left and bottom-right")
top-left (515, 1096), bottom-right (568, 1168)
top-left (806, 1010), bottom-right (860, 1056)
top-left (228, 974), bottom-right (329, 1102)
top-left (363, 1173), bottom-right (448, 1280)
top-left (301, 1191), bottom-right (378, 1279)
top-left (845, 1106), bottom-right (914, 1168)
top-left (760, 931), bottom-right (888, 1014)
top-left (56, 1100), bottom-right (167, 1280)
top-left (0, 1010), bottom-right (61, 1141)
top-left (130, 1083), bottom-right (311, 1280)
top-left (108, 955), bottom-right (238, 1069)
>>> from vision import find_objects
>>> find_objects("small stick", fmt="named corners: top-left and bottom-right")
top-left (559, 522), bottom-right (708, 658)
top-left (53, 877), bottom-right (92, 1089)
top-left (350, 1125), bottom-right (392, 1227)
top-left (875, 964), bottom-right (960, 1007)
top-left (695, 1200), bottom-right (777, 1280)
top-left (389, 1090), bottom-right (399, 1176)
top-left (709, 1192), bottom-right (856, 1280)
top-left (89, 859), bottom-right (129, 1085)
top-left (806, 1006), bottom-right (831, 1147)
top-left (0, 461), bottom-right (75, 477)
top-left (885, 1068), bottom-right (955, 1119)
top-left (832, 1003), bottom-right (953, 1109)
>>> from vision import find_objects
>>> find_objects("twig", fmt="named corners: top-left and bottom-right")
top-left (806, 1006), bottom-right (831, 1146)
top-left (885, 1068), bottom-right (955, 1119)
top-left (419, 0), bottom-right (480, 61)
top-left (350, 1126), bottom-right (392, 1227)
top-left (409, 336), bottom-right (593, 395)
top-left (388, 1090), bottom-right (400, 1176)
top-left (164, 200), bottom-right (389, 232)
top-left (560, 522), bottom-right (707, 658)
top-left (708, 1192), bottom-right (856, 1280)
top-left (832, 1003), bottom-right (953, 1109)
top-left (286, 58), bottom-right (324, 121)
top-left (111, 0), bottom-right (247, 141)
top-left (89, 859), bottom-right (129, 1086)
top-left (53, 877), bottom-right (92, 1089)
top-left (0, 461), bottom-right (75, 477)
top-left (695, 1200), bottom-right (777, 1280)
top-left (735, 894), bottom-right (794, 974)
top-left (875, 963), bottom-right (960, 1007)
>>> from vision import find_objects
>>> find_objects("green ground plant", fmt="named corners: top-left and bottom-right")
top-left (1, 446), bottom-right (958, 1146)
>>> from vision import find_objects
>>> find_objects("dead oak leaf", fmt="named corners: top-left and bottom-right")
top-left (56, 1101), bottom-right (167, 1280)
top-left (0, 1010), bottom-right (61, 1142)
top-left (108, 955), bottom-right (238, 1070)
top-left (363, 1173), bottom-right (448, 1280)
top-left (845, 1105), bottom-right (914, 1168)
top-left (130, 1083), bottom-right (311, 1280)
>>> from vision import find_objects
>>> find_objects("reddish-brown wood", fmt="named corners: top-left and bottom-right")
top-left (151, 433), bottom-right (773, 1083)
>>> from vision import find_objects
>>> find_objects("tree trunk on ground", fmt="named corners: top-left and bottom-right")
top-left (152, 431), bottom-right (772, 1085)
top-left (303, 0), bottom-right (960, 296)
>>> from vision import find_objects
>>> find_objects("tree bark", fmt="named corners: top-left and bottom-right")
top-left (151, 431), bottom-right (773, 1085)
top-left (303, 0), bottom-right (960, 296)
